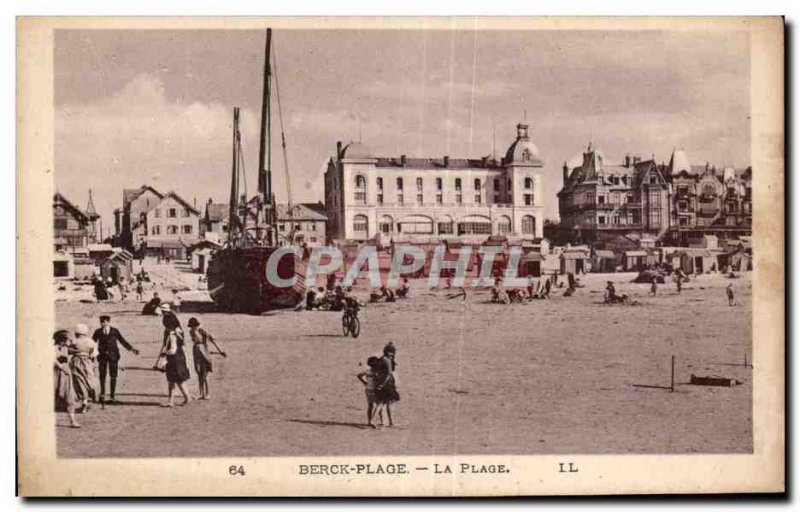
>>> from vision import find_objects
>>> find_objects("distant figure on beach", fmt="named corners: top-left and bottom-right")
top-left (172, 289), bottom-right (182, 312)
top-left (526, 275), bottom-right (535, 299)
top-left (726, 283), bottom-right (735, 306)
top-left (357, 356), bottom-right (381, 428)
top-left (135, 281), bottom-right (144, 302)
top-left (651, 277), bottom-right (658, 296)
top-left (676, 277), bottom-right (683, 294)
top-left (188, 317), bottom-right (226, 400)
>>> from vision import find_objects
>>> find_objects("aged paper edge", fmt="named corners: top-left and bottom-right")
top-left (16, 16), bottom-right (785, 496)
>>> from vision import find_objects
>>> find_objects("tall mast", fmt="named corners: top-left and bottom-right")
top-left (258, 30), bottom-right (272, 210)
top-left (228, 107), bottom-right (241, 245)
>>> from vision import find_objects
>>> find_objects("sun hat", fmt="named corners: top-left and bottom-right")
top-left (160, 303), bottom-right (171, 312)
top-left (74, 323), bottom-right (89, 336)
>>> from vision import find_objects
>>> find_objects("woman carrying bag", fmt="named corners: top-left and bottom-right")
top-left (158, 304), bottom-right (191, 407)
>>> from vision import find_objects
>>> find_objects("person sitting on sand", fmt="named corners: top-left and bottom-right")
top-left (605, 281), bottom-right (617, 302)
top-left (306, 288), bottom-right (318, 310)
top-left (357, 356), bottom-right (381, 428)
top-left (142, 292), bottom-right (162, 315)
top-left (396, 278), bottom-right (410, 299)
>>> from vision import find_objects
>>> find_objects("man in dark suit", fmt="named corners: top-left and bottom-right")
top-left (92, 315), bottom-right (139, 403)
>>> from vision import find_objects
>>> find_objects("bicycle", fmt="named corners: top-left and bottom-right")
top-left (342, 302), bottom-right (361, 338)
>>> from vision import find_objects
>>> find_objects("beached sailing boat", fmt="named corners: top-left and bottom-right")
top-left (206, 29), bottom-right (307, 313)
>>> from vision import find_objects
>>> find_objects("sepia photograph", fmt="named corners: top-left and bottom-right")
top-left (16, 16), bottom-right (784, 496)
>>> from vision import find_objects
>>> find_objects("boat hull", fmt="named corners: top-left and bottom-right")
top-left (206, 246), bottom-right (306, 313)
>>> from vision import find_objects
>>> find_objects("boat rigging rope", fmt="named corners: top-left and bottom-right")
top-left (272, 45), bottom-right (295, 242)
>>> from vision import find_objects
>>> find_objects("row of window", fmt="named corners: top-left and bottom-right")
top-left (53, 218), bottom-right (80, 230)
top-left (151, 225), bottom-right (193, 235)
top-left (153, 207), bottom-right (192, 219)
top-left (356, 176), bottom-right (534, 193)
top-left (354, 215), bottom-right (536, 235)
top-left (277, 222), bottom-right (318, 232)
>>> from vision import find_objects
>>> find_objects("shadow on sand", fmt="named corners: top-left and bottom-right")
top-left (287, 419), bottom-right (371, 430)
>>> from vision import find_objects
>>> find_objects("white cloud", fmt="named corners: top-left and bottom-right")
top-left (55, 74), bottom-right (262, 225)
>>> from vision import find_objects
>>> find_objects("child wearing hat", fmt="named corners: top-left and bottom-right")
top-left (187, 317), bottom-right (226, 400)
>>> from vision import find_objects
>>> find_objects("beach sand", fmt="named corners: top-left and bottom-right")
top-left (54, 263), bottom-right (752, 457)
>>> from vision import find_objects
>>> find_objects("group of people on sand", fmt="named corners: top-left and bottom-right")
top-left (369, 278), bottom-right (411, 304)
top-left (491, 274), bottom-right (566, 304)
top-left (54, 307), bottom-right (226, 427)
top-left (356, 342), bottom-right (400, 429)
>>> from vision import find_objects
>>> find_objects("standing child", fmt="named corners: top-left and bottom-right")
top-left (726, 283), bottom-right (735, 306)
top-left (136, 281), bottom-right (144, 302)
top-left (650, 277), bottom-right (658, 296)
top-left (187, 317), bottom-right (226, 400)
top-left (357, 357), bottom-right (381, 428)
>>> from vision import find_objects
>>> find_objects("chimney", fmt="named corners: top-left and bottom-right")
top-left (401, 154), bottom-right (407, 167)
top-left (624, 154), bottom-right (631, 167)
top-left (562, 161), bottom-right (569, 186)
top-left (444, 156), bottom-right (450, 167)
top-left (336, 141), bottom-right (342, 159)
top-left (633, 156), bottom-right (641, 165)
top-left (207, 197), bottom-right (213, 205)
top-left (482, 156), bottom-right (489, 167)
top-left (193, 197), bottom-right (197, 208)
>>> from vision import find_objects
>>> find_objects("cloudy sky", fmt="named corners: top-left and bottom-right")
top-left (54, 28), bottom-right (750, 227)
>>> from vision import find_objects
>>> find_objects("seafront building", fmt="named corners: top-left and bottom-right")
top-left (114, 185), bottom-right (202, 259)
top-left (324, 122), bottom-right (546, 243)
top-left (557, 146), bottom-right (752, 247)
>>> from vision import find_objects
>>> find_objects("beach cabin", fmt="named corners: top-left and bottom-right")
top-left (623, 250), bottom-right (648, 271)
top-left (100, 250), bottom-right (134, 284)
top-left (592, 250), bottom-right (618, 273)
top-left (559, 246), bottom-right (590, 275)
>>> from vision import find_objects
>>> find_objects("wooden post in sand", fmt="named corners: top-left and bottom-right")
top-left (670, 355), bottom-right (675, 392)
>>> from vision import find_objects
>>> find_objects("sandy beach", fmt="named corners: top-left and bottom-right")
top-left (54, 261), bottom-right (752, 458)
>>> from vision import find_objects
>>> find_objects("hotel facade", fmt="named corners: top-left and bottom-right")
top-left (324, 123), bottom-right (546, 242)
top-left (557, 146), bottom-right (752, 246)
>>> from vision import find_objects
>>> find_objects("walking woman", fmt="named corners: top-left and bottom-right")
top-left (53, 330), bottom-right (80, 428)
top-left (374, 342), bottom-right (400, 427)
top-left (158, 304), bottom-right (191, 407)
top-left (187, 317), bottom-right (226, 400)
top-left (69, 323), bottom-right (98, 412)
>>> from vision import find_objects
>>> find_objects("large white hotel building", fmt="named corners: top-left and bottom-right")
top-left (324, 122), bottom-right (546, 242)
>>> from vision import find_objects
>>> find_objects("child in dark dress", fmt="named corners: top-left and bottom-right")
top-left (375, 342), bottom-right (400, 427)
